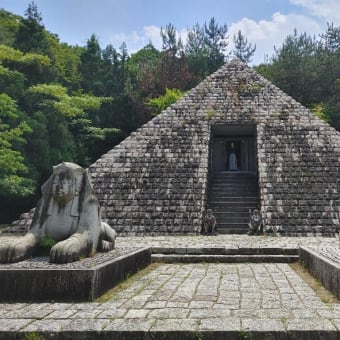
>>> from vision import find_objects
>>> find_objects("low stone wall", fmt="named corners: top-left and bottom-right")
top-left (0, 248), bottom-right (151, 302)
top-left (299, 246), bottom-right (340, 300)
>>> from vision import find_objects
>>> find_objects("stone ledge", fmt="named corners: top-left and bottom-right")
top-left (0, 247), bottom-right (151, 302)
top-left (152, 254), bottom-right (299, 263)
top-left (0, 327), bottom-right (338, 340)
top-left (299, 246), bottom-right (340, 300)
top-left (151, 246), bottom-right (298, 255)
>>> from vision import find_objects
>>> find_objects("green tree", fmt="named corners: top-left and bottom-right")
top-left (0, 10), bottom-right (21, 46)
top-left (25, 84), bottom-right (108, 177)
top-left (146, 88), bottom-right (184, 116)
top-left (0, 93), bottom-right (34, 196)
top-left (25, 1), bottom-right (42, 23)
top-left (204, 17), bottom-right (228, 73)
top-left (233, 30), bottom-right (256, 64)
top-left (79, 34), bottom-right (103, 95)
top-left (185, 18), bottom-right (228, 82)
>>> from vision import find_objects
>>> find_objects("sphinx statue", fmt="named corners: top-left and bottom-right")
top-left (203, 209), bottom-right (216, 235)
top-left (248, 209), bottom-right (262, 235)
top-left (0, 162), bottom-right (116, 264)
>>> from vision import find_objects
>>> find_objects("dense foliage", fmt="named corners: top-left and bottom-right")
top-left (255, 25), bottom-right (340, 130)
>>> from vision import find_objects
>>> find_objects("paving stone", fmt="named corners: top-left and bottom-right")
top-left (166, 301), bottom-right (189, 308)
top-left (144, 301), bottom-right (168, 309)
top-left (286, 318), bottom-right (337, 331)
top-left (148, 308), bottom-right (189, 319)
top-left (151, 318), bottom-right (199, 331)
top-left (242, 318), bottom-right (285, 332)
top-left (96, 308), bottom-right (127, 319)
top-left (189, 301), bottom-right (214, 308)
top-left (69, 310), bottom-right (102, 319)
top-left (189, 308), bottom-right (231, 318)
top-left (317, 308), bottom-right (340, 319)
top-left (62, 318), bottom-right (109, 331)
top-left (22, 319), bottom-right (70, 332)
top-left (105, 318), bottom-right (154, 331)
top-left (124, 309), bottom-right (150, 319)
top-left (0, 319), bottom-right (34, 331)
top-left (200, 317), bottom-right (241, 331)
top-left (45, 310), bottom-right (78, 319)
top-left (331, 319), bottom-right (340, 331)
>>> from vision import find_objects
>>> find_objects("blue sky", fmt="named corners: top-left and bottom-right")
top-left (1, 0), bottom-right (340, 65)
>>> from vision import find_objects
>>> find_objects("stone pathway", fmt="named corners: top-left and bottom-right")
top-left (115, 234), bottom-right (338, 251)
top-left (0, 235), bottom-right (339, 339)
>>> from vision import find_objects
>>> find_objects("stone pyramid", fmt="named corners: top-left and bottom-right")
top-left (9, 59), bottom-right (340, 235)
top-left (87, 59), bottom-right (340, 235)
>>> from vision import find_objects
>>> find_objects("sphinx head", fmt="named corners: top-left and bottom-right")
top-left (51, 162), bottom-right (85, 205)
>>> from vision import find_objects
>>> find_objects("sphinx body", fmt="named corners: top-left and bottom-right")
top-left (0, 162), bottom-right (116, 264)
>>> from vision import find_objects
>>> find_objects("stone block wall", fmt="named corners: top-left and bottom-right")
top-left (89, 111), bottom-right (211, 235)
top-left (87, 60), bottom-right (340, 235)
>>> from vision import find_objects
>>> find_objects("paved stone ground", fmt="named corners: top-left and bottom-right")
top-left (115, 234), bottom-right (339, 250)
top-left (0, 234), bottom-right (340, 339)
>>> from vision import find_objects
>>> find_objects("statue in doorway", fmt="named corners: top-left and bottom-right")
top-left (248, 209), bottom-right (262, 235)
top-left (228, 142), bottom-right (238, 170)
top-left (203, 209), bottom-right (216, 235)
top-left (0, 162), bottom-right (117, 264)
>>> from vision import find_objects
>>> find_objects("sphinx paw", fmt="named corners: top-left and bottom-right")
top-left (50, 239), bottom-right (81, 264)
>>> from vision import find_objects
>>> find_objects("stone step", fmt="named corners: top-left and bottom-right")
top-left (207, 206), bottom-right (257, 213)
top-left (208, 201), bottom-right (259, 207)
top-left (152, 254), bottom-right (299, 263)
top-left (214, 211), bottom-right (250, 218)
top-left (211, 181), bottom-right (258, 186)
top-left (211, 189), bottom-right (257, 194)
top-left (208, 171), bottom-right (259, 234)
top-left (213, 171), bottom-right (258, 176)
top-left (208, 196), bottom-right (259, 201)
top-left (216, 217), bottom-right (250, 224)
top-left (216, 227), bottom-right (249, 234)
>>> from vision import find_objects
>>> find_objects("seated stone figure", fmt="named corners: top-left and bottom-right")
top-left (248, 209), bottom-right (262, 235)
top-left (0, 162), bottom-right (116, 264)
top-left (203, 209), bottom-right (216, 235)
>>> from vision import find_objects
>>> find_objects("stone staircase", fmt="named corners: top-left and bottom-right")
top-left (207, 171), bottom-right (259, 234)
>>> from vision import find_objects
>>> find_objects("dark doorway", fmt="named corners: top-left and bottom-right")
top-left (208, 125), bottom-right (259, 234)
top-left (211, 125), bottom-right (257, 172)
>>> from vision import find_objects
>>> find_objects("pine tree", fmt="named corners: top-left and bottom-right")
top-left (233, 30), bottom-right (256, 64)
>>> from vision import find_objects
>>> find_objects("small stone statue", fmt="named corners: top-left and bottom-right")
top-left (248, 209), bottom-right (262, 235)
top-left (228, 142), bottom-right (238, 170)
top-left (203, 209), bottom-right (216, 235)
top-left (0, 162), bottom-right (116, 264)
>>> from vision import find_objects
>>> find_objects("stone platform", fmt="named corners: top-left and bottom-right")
top-left (0, 248), bottom-right (151, 302)
top-left (300, 246), bottom-right (340, 300)
top-left (0, 235), bottom-right (339, 339)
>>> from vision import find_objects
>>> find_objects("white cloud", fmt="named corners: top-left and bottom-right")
top-left (105, 25), bottom-right (188, 54)
top-left (228, 12), bottom-right (321, 64)
top-left (289, 0), bottom-right (340, 24)
top-left (104, 10), bottom-right (324, 66)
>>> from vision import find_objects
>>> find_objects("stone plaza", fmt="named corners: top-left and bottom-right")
top-left (0, 234), bottom-right (340, 339)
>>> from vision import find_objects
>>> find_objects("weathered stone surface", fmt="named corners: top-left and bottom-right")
top-left (8, 60), bottom-right (340, 235)
top-left (0, 248), bottom-right (151, 302)
top-left (0, 162), bottom-right (117, 263)
top-left (299, 246), bottom-right (340, 300)
top-left (88, 60), bottom-right (340, 234)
